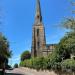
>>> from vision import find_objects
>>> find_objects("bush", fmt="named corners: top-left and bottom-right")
top-left (61, 59), bottom-right (75, 71)
top-left (20, 59), bottom-right (33, 68)
top-left (20, 54), bottom-right (62, 71)
top-left (47, 52), bottom-right (62, 70)
top-left (19, 56), bottom-right (75, 72)
top-left (32, 57), bottom-right (48, 70)
top-left (20, 57), bottom-right (48, 70)
top-left (14, 63), bottom-right (18, 68)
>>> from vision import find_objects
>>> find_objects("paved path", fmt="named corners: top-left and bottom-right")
top-left (5, 67), bottom-right (34, 75)
top-left (5, 67), bottom-right (56, 75)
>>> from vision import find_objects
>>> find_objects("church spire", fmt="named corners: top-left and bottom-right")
top-left (35, 0), bottom-right (42, 24)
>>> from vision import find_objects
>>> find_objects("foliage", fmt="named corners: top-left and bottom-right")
top-left (53, 23), bottom-right (75, 60)
top-left (14, 63), bottom-right (18, 68)
top-left (5, 65), bottom-right (12, 69)
top-left (21, 50), bottom-right (31, 61)
top-left (0, 34), bottom-right (12, 68)
top-left (20, 57), bottom-right (48, 70)
top-left (0, 34), bottom-right (11, 58)
top-left (47, 52), bottom-right (61, 70)
top-left (32, 57), bottom-right (48, 70)
top-left (62, 17), bottom-right (75, 31)
top-left (61, 59), bottom-right (75, 71)
top-left (20, 30), bottom-right (75, 71)
top-left (19, 18), bottom-right (75, 71)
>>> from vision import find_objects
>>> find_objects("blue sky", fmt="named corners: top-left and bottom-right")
top-left (0, 0), bottom-right (74, 66)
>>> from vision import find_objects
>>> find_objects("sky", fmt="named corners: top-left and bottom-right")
top-left (0, 0), bottom-right (74, 66)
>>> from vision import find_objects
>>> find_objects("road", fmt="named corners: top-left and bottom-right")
top-left (5, 67), bottom-right (56, 75)
top-left (5, 67), bottom-right (35, 75)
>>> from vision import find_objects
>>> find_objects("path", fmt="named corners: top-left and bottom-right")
top-left (5, 67), bottom-right (35, 75)
top-left (5, 67), bottom-right (56, 75)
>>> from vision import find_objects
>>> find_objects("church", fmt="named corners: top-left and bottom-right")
top-left (31, 0), bottom-right (56, 57)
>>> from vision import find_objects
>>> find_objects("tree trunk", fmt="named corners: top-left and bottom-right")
top-left (2, 63), bottom-right (5, 75)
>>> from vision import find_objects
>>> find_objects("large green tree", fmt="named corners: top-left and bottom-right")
top-left (0, 33), bottom-right (12, 69)
top-left (21, 50), bottom-right (31, 61)
top-left (55, 18), bottom-right (75, 60)
top-left (56, 32), bottom-right (75, 60)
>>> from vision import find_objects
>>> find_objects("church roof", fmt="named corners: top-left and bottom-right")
top-left (46, 44), bottom-right (57, 47)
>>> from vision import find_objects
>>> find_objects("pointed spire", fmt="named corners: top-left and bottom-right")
top-left (35, 0), bottom-right (42, 24)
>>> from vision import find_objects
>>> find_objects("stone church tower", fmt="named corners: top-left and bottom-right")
top-left (31, 0), bottom-right (46, 57)
top-left (31, 0), bottom-right (56, 57)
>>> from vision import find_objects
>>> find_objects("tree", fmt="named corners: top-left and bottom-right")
top-left (54, 18), bottom-right (75, 60)
top-left (0, 34), bottom-right (11, 58)
top-left (19, 18), bottom-right (75, 71)
top-left (0, 33), bottom-right (12, 74)
top-left (21, 50), bottom-right (31, 61)
top-left (62, 17), bottom-right (75, 31)
top-left (14, 63), bottom-right (18, 68)
top-left (62, 18), bottom-right (75, 55)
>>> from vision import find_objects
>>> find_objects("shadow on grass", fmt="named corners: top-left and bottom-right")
top-left (5, 73), bottom-right (24, 75)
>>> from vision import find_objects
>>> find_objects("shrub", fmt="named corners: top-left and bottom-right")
top-left (32, 57), bottom-right (48, 70)
top-left (20, 57), bottom-right (48, 70)
top-left (14, 63), bottom-right (18, 68)
top-left (61, 59), bottom-right (75, 71)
